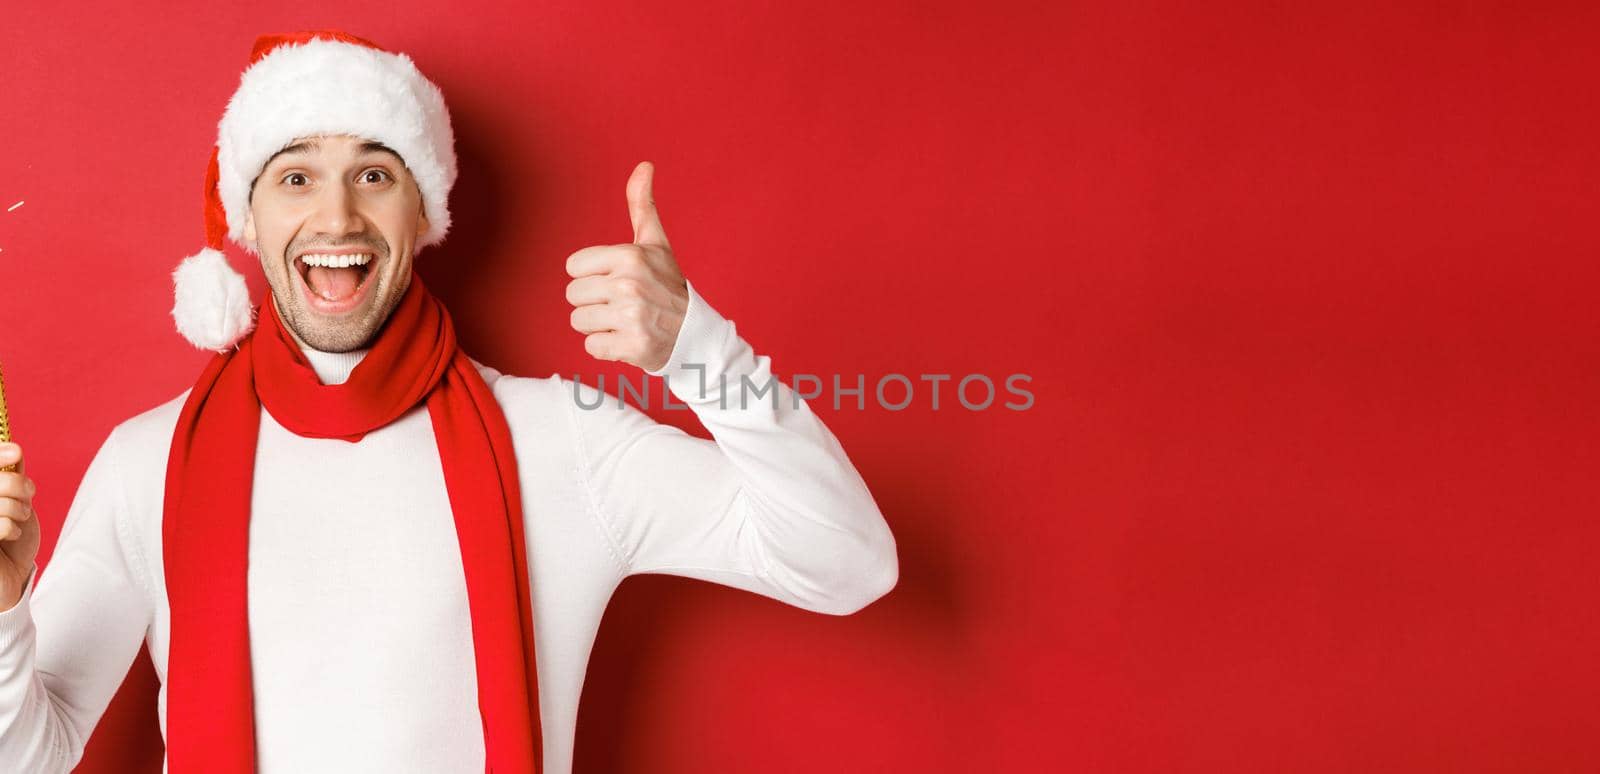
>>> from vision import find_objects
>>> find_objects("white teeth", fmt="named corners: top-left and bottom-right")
top-left (299, 252), bottom-right (374, 268)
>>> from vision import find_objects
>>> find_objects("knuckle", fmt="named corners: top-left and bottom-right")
top-left (613, 277), bottom-right (643, 298)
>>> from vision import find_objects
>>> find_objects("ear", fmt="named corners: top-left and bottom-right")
top-left (244, 209), bottom-right (256, 242)
top-left (416, 199), bottom-right (430, 239)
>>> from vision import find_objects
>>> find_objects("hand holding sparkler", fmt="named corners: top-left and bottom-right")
top-left (0, 360), bottom-right (41, 612)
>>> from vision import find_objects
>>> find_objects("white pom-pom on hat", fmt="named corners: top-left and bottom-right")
top-left (170, 29), bottom-right (457, 351)
top-left (172, 247), bottom-right (256, 351)
top-left (171, 142), bottom-right (255, 352)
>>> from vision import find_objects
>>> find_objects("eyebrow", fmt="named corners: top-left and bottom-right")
top-left (263, 138), bottom-right (407, 170)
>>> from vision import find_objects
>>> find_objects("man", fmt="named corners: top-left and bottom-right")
top-left (0, 30), bottom-right (897, 773)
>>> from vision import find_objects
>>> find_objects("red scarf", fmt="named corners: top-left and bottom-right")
top-left (161, 272), bottom-right (542, 772)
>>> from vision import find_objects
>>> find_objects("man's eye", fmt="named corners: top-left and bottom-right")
top-left (362, 169), bottom-right (393, 184)
top-left (282, 172), bottom-right (308, 186)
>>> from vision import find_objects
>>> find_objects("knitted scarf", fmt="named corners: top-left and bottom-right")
top-left (161, 271), bottom-right (542, 772)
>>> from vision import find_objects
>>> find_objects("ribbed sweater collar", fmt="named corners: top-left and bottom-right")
top-left (297, 342), bottom-right (370, 386)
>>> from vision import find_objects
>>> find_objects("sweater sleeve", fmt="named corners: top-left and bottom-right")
top-left (0, 428), bottom-right (154, 771)
top-left (565, 279), bottom-right (898, 615)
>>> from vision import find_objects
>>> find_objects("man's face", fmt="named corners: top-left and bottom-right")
top-left (244, 133), bottom-right (429, 352)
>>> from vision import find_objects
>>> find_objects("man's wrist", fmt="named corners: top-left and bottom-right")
top-left (0, 565), bottom-right (36, 631)
top-left (646, 278), bottom-right (709, 379)
top-left (645, 279), bottom-right (741, 406)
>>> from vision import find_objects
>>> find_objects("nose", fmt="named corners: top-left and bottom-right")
top-left (308, 177), bottom-right (366, 239)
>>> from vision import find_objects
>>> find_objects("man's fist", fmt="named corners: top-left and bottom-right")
top-left (0, 443), bottom-right (42, 613)
top-left (565, 161), bottom-right (690, 373)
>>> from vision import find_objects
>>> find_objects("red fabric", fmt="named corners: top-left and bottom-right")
top-left (248, 29), bottom-right (390, 66)
top-left (160, 272), bottom-right (542, 772)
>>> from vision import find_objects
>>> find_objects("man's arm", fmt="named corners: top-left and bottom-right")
top-left (566, 280), bottom-right (898, 615)
top-left (0, 430), bottom-right (154, 771)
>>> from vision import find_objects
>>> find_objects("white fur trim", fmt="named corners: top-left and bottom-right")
top-left (215, 38), bottom-right (456, 250)
top-left (172, 247), bottom-right (256, 351)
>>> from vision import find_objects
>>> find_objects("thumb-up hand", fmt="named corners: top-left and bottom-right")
top-left (565, 161), bottom-right (690, 372)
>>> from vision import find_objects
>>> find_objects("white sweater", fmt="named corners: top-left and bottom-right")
top-left (0, 280), bottom-right (898, 773)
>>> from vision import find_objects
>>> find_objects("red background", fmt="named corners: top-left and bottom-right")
top-left (2, 2), bottom-right (1597, 771)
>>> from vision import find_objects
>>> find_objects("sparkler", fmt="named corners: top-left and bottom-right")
top-left (0, 360), bottom-right (14, 473)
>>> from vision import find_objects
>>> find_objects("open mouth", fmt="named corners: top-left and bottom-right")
top-left (294, 251), bottom-right (378, 313)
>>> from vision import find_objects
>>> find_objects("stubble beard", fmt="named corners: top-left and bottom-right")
top-left (263, 240), bottom-right (403, 354)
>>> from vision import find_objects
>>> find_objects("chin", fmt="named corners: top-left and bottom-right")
top-left (271, 289), bottom-right (387, 353)
top-left (300, 326), bottom-right (379, 353)
top-left (304, 303), bottom-right (388, 350)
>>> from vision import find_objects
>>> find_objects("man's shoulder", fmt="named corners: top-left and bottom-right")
top-left (106, 387), bottom-right (193, 452)
top-left (469, 359), bottom-right (630, 441)
top-left (469, 358), bottom-right (578, 409)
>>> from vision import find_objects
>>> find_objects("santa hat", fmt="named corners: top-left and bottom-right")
top-left (171, 30), bottom-right (458, 351)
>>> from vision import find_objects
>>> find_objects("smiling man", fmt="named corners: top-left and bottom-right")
top-left (251, 136), bottom-right (425, 353)
top-left (0, 30), bottom-right (897, 773)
